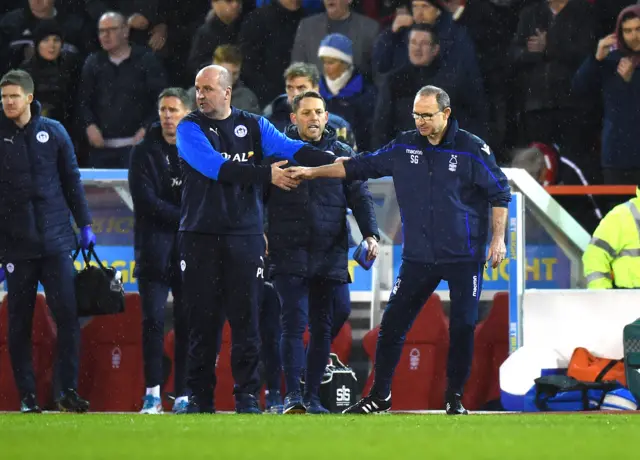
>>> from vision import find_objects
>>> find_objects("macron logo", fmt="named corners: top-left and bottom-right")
top-left (405, 148), bottom-right (422, 155)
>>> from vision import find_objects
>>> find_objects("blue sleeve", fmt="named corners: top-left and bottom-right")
top-left (472, 142), bottom-right (511, 207)
top-left (343, 141), bottom-right (396, 181)
top-left (258, 117), bottom-right (304, 162)
top-left (55, 122), bottom-right (92, 228)
top-left (176, 121), bottom-right (227, 180)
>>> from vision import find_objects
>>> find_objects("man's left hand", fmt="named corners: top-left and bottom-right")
top-left (487, 236), bottom-right (506, 268)
top-left (128, 13), bottom-right (150, 30)
top-left (149, 23), bottom-right (168, 51)
top-left (288, 166), bottom-right (314, 180)
top-left (80, 226), bottom-right (97, 250)
top-left (365, 236), bottom-right (379, 261)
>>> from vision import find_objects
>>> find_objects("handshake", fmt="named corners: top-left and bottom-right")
top-left (270, 157), bottom-right (350, 191)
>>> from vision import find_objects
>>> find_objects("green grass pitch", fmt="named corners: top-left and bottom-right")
top-left (0, 412), bottom-right (636, 459)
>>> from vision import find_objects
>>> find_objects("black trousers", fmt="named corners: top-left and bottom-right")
top-left (5, 252), bottom-right (80, 398)
top-left (178, 232), bottom-right (264, 410)
top-left (371, 260), bottom-right (484, 398)
top-left (139, 266), bottom-right (186, 396)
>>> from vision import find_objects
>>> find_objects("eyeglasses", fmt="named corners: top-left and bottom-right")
top-left (98, 26), bottom-right (124, 35)
top-left (412, 110), bottom-right (446, 121)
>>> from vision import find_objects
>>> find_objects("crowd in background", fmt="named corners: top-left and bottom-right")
top-left (1, 0), bottom-right (640, 231)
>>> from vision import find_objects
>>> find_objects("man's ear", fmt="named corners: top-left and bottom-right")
top-left (443, 106), bottom-right (451, 121)
top-left (290, 112), bottom-right (297, 125)
top-left (27, 93), bottom-right (34, 104)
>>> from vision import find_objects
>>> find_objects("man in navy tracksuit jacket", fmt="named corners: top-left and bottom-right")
top-left (128, 88), bottom-right (193, 415)
top-left (267, 91), bottom-right (379, 414)
top-left (290, 85), bottom-right (511, 415)
top-left (176, 65), bottom-right (337, 414)
top-left (0, 70), bottom-right (95, 413)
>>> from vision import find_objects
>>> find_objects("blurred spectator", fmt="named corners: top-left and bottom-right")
top-left (317, 33), bottom-right (376, 150)
top-left (256, 0), bottom-right (325, 13)
top-left (511, 142), bottom-right (602, 233)
top-left (264, 62), bottom-right (357, 147)
top-left (187, 0), bottom-right (243, 80)
top-left (291, 0), bottom-right (380, 80)
top-left (372, 24), bottom-right (487, 148)
top-left (187, 44), bottom-right (260, 113)
top-left (573, 4), bottom-right (640, 188)
top-left (82, 0), bottom-right (163, 46)
top-left (0, 0), bottom-right (23, 16)
top-left (239, 0), bottom-right (305, 107)
top-left (78, 12), bottom-right (168, 168)
top-left (441, 0), bottom-right (512, 154)
top-left (372, 0), bottom-right (480, 83)
top-left (19, 19), bottom-right (80, 132)
top-left (0, 0), bottom-right (88, 74)
top-left (158, 0), bottom-right (213, 87)
top-left (509, 0), bottom-right (599, 169)
top-left (592, 0), bottom-right (636, 34)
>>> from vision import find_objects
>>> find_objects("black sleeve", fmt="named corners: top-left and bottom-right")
top-left (56, 123), bottom-right (92, 227)
top-left (217, 161), bottom-right (272, 184)
top-left (293, 144), bottom-right (338, 167)
top-left (342, 146), bottom-right (379, 239)
top-left (128, 143), bottom-right (181, 226)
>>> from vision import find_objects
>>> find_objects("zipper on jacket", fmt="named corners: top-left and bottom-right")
top-left (465, 212), bottom-right (474, 256)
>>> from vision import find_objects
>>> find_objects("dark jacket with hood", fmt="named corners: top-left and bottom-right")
top-left (265, 94), bottom-right (357, 149)
top-left (319, 72), bottom-right (376, 151)
top-left (128, 123), bottom-right (182, 282)
top-left (267, 125), bottom-right (379, 282)
top-left (509, 0), bottom-right (599, 113)
top-left (0, 102), bottom-right (91, 261)
top-left (573, 4), bottom-right (640, 169)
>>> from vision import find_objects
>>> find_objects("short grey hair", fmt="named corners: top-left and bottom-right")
top-left (158, 87), bottom-right (194, 111)
top-left (415, 85), bottom-right (450, 111)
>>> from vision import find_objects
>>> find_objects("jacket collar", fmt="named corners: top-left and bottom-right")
top-left (285, 123), bottom-right (338, 150)
top-left (0, 100), bottom-right (42, 132)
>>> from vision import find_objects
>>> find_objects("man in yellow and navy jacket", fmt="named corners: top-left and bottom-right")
top-left (583, 188), bottom-right (640, 289)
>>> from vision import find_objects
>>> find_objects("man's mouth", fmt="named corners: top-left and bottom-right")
top-left (308, 124), bottom-right (319, 130)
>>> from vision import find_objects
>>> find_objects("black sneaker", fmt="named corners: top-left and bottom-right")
top-left (57, 389), bottom-right (89, 413)
top-left (445, 393), bottom-right (468, 415)
top-left (342, 393), bottom-right (391, 414)
top-left (20, 393), bottom-right (42, 414)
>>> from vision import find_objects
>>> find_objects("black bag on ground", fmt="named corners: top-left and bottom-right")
top-left (73, 246), bottom-right (125, 317)
top-left (319, 354), bottom-right (358, 413)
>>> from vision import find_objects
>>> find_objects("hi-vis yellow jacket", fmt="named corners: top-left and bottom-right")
top-left (583, 190), bottom-right (640, 289)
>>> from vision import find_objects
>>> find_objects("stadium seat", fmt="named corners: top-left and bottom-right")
top-left (0, 294), bottom-right (57, 411)
top-left (78, 293), bottom-right (144, 412)
top-left (362, 294), bottom-right (449, 410)
top-left (303, 321), bottom-right (353, 363)
top-left (463, 292), bottom-right (509, 410)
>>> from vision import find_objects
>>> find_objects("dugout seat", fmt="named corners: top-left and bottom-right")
top-left (362, 294), bottom-right (449, 410)
top-left (78, 293), bottom-right (144, 412)
top-left (303, 320), bottom-right (353, 364)
top-left (0, 294), bottom-right (57, 411)
top-left (463, 292), bottom-right (509, 410)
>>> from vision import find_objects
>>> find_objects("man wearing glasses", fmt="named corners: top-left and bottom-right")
top-left (289, 85), bottom-right (510, 415)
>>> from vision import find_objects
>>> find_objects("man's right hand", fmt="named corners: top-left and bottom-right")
top-left (271, 160), bottom-right (301, 191)
top-left (86, 124), bottom-right (105, 148)
top-left (596, 34), bottom-right (618, 61)
top-left (391, 12), bottom-right (414, 33)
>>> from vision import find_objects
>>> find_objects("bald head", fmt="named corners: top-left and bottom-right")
top-left (98, 11), bottom-right (128, 53)
top-left (194, 65), bottom-right (233, 119)
top-left (197, 65), bottom-right (233, 90)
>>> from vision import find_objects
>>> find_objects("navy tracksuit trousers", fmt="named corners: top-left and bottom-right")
top-left (138, 264), bottom-right (187, 397)
top-left (179, 232), bottom-right (264, 411)
top-left (371, 260), bottom-right (484, 399)
top-left (275, 275), bottom-right (338, 401)
top-left (5, 252), bottom-right (80, 397)
top-left (331, 283), bottom-right (351, 340)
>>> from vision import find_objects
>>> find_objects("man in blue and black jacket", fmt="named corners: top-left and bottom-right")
top-left (267, 91), bottom-right (379, 414)
top-left (0, 70), bottom-right (95, 413)
top-left (129, 87), bottom-right (193, 415)
top-left (176, 65), bottom-right (338, 414)
top-left (291, 85), bottom-right (511, 416)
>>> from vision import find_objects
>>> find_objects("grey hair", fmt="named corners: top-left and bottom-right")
top-left (158, 87), bottom-right (194, 111)
top-left (99, 11), bottom-right (126, 26)
top-left (415, 85), bottom-right (450, 111)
